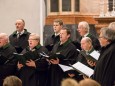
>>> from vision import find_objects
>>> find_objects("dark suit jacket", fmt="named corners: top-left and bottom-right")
top-left (9, 29), bottom-right (30, 53)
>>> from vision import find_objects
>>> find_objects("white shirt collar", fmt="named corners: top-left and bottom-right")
top-left (17, 30), bottom-right (24, 35)
top-left (84, 33), bottom-right (89, 37)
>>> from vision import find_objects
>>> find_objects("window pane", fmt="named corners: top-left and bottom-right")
top-left (62, 0), bottom-right (71, 11)
top-left (50, 0), bottom-right (59, 12)
top-left (75, 0), bottom-right (80, 11)
top-left (108, 0), bottom-right (113, 11)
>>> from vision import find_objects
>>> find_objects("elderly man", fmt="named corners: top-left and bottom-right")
top-left (68, 37), bottom-right (97, 81)
top-left (78, 37), bottom-right (97, 67)
top-left (92, 27), bottom-right (115, 86)
top-left (0, 33), bottom-right (17, 86)
top-left (73, 21), bottom-right (100, 51)
top-left (17, 33), bottom-right (49, 86)
top-left (9, 19), bottom-right (30, 53)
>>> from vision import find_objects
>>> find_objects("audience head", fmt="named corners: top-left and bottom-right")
top-left (61, 78), bottom-right (79, 86)
top-left (28, 33), bottom-right (40, 49)
top-left (60, 27), bottom-right (71, 44)
top-left (77, 21), bottom-right (90, 36)
top-left (53, 19), bottom-right (63, 34)
top-left (15, 19), bottom-right (25, 32)
top-left (99, 27), bottom-right (115, 47)
top-left (79, 78), bottom-right (101, 86)
top-left (108, 22), bottom-right (115, 30)
top-left (0, 33), bottom-right (9, 48)
top-left (3, 76), bottom-right (22, 86)
top-left (81, 37), bottom-right (93, 51)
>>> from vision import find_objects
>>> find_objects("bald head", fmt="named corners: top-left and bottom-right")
top-left (81, 37), bottom-right (92, 44)
top-left (81, 37), bottom-right (92, 51)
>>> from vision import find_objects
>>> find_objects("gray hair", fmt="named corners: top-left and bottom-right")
top-left (82, 37), bottom-right (92, 45)
top-left (108, 22), bottom-right (115, 30)
top-left (100, 27), bottom-right (115, 42)
top-left (78, 21), bottom-right (90, 33)
top-left (0, 33), bottom-right (9, 43)
top-left (29, 33), bottom-right (40, 42)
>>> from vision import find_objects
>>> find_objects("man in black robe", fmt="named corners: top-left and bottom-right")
top-left (44, 19), bottom-right (63, 52)
top-left (73, 21), bottom-right (101, 51)
top-left (69, 37), bottom-right (97, 82)
top-left (17, 33), bottom-right (49, 86)
top-left (9, 19), bottom-right (30, 53)
top-left (91, 28), bottom-right (115, 86)
top-left (0, 33), bottom-right (17, 86)
top-left (48, 27), bottom-right (79, 86)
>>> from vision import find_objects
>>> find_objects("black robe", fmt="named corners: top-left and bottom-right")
top-left (0, 44), bottom-right (17, 86)
top-left (44, 34), bottom-right (60, 51)
top-left (92, 41), bottom-right (115, 86)
top-left (73, 33), bottom-right (101, 51)
top-left (49, 40), bottom-right (79, 86)
top-left (9, 29), bottom-right (30, 53)
top-left (73, 48), bottom-right (95, 82)
top-left (17, 45), bottom-right (49, 86)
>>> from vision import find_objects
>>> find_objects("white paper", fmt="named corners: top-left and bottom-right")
top-left (72, 61), bottom-right (94, 77)
top-left (58, 64), bottom-right (73, 72)
top-left (89, 50), bottom-right (100, 60)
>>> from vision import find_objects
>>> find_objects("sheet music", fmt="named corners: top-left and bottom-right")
top-left (72, 62), bottom-right (94, 77)
top-left (58, 64), bottom-right (73, 72)
top-left (89, 50), bottom-right (100, 60)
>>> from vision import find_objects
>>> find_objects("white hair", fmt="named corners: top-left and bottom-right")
top-left (0, 33), bottom-right (9, 43)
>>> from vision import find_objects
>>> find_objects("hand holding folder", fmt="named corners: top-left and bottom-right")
top-left (77, 49), bottom-right (100, 62)
top-left (13, 50), bottom-right (39, 65)
top-left (59, 61), bottom-right (94, 77)
top-left (70, 62), bottom-right (94, 77)
top-left (39, 52), bottom-right (65, 60)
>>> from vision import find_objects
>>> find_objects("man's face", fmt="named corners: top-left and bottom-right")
top-left (81, 39), bottom-right (91, 51)
top-left (53, 22), bottom-right (62, 34)
top-left (60, 29), bottom-right (70, 43)
top-left (77, 24), bottom-right (87, 36)
top-left (28, 36), bottom-right (39, 49)
top-left (15, 20), bottom-right (25, 32)
top-left (98, 33), bottom-right (108, 47)
top-left (0, 36), bottom-right (6, 47)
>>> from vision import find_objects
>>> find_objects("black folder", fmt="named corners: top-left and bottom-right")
top-left (39, 52), bottom-right (65, 60)
top-left (13, 50), bottom-right (39, 65)
top-left (78, 50), bottom-right (99, 62)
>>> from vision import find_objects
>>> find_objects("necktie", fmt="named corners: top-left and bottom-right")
top-left (17, 33), bottom-right (21, 38)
